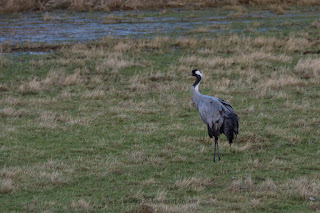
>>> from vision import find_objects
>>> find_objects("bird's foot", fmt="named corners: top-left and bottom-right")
top-left (213, 158), bottom-right (221, 163)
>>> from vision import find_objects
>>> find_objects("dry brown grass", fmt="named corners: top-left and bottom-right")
top-left (309, 20), bottom-right (320, 28)
top-left (124, 150), bottom-right (146, 164)
top-left (0, 178), bottom-right (14, 193)
top-left (142, 178), bottom-right (157, 186)
top-left (228, 177), bottom-right (320, 203)
top-left (36, 109), bottom-right (91, 129)
top-left (297, 0), bottom-right (320, 6)
top-left (71, 199), bottom-right (91, 210)
top-left (252, 36), bottom-right (284, 50)
top-left (0, 83), bottom-right (9, 92)
top-left (64, 69), bottom-right (82, 85)
top-left (0, 107), bottom-right (28, 118)
top-left (38, 110), bottom-right (58, 129)
top-left (225, 5), bottom-right (248, 18)
top-left (0, 167), bottom-right (21, 179)
top-left (149, 202), bottom-right (199, 213)
top-left (83, 89), bottom-right (105, 99)
top-left (1, 96), bottom-right (22, 106)
top-left (269, 4), bottom-right (286, 14)
top-left (43, 12), bottom-right (59, 21)
top-left (284, 177), bottom-right (320, 200)
top-left (0, 107), bottom-right (16, 118)
top-left (103, 55), bottom-right (135, 70)
top-left (113, 41), bottom-right (134, 52)
top-left (257, 74), bottom-right (302, 97)
top-left (1, 0), bottom-right (319, 13)
top-left (1, 159), bottom-right (76, 194)
top-left (173, 37), bottom-right (198, 49)
top-left (190, 26), bottom-right (210, 33)
top-left (285, 37), bottom-right (310, 52)
top-left (179, 51), bottom-right (291, 71)
top-left (39, 171), bottom-right (68, 185)
top-left (259, 178), bottom-right (277, 191)
top-left (229, 176), bottom-right (255, 192)
top-left (247, 0), bottom-right (319, 6)
top-left (0, 0), bottom-right (36, 13)
top-left (0, 55), bottom-right (10, 68)
top-left (294, 58), bottom-right (320, 79)
top-left (175, 177), bottom-right (212, 189)
top-left (19, 78), bottom-right (41, 94)
top-left (135, 36), bottom-right (170, 50)
top-left (18, 68), bottom-right (84, 95)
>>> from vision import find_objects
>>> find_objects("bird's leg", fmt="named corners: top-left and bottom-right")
top-left (215, 139), bottom-right (221, 161)
top-left (213, 141), bottom-right (216, 163)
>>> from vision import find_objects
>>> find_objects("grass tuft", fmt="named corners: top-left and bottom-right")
top-left (295, 58), bottom-right (320, 79)
top-left (71, 199), bottom-right (91, 211)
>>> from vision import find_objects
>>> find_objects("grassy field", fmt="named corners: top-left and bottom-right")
top-left (1, 7), bottom-right (320, 212)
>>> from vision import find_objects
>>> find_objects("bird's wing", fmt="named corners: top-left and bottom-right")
top-left (198, 98), bottom-right (224, 129)
top-left (218, 98), bottom-right (234, 112)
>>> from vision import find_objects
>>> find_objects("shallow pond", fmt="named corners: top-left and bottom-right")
top-left (1, 8), bottom-right (319, 46)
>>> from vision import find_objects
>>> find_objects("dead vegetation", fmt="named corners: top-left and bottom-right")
top-left (71, 199), bottom-right (91, 211)
top-left (18, 68), bottom-right (84, 94)
top-left (294, 58), bottom-right (320, 79)
top-left (227, 175), bottom-right (320, 202)
top-left (175, 177), bottom-right (213, 192)
top-left (0, 178), bottom-right (14, 194)
top-left (1, 0), bottom-right (319, 13)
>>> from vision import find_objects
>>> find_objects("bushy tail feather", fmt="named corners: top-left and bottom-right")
top-left (223, 112), bottom-right (239, 145)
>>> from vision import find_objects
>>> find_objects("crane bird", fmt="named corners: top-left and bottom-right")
top-left (190, 69), bottom-right (239, 162)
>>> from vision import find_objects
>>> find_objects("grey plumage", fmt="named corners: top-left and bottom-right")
top-left (190, 69), bottom-right (239, 162)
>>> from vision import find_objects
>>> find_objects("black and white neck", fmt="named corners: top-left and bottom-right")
top-left (192, 69), bottom-right (202, 92)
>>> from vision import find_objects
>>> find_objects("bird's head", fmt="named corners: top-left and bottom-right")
top-left (192, 69), bottom-right (202, 78)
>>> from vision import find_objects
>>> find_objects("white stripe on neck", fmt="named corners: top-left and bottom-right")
top-left (195, 70), bottom-right (202, 77)
top-left (195, 82), bottom-right (200, 91)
